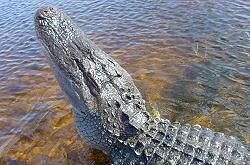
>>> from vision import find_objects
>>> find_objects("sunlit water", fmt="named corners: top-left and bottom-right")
top-left (0, 0), bottom-right (249, 164)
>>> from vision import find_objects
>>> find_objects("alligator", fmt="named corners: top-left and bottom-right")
top-left (34, 6), bottom-right (250, 165)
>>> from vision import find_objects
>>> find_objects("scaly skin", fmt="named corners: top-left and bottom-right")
top-left (34, 6), bottom-right (250, 165)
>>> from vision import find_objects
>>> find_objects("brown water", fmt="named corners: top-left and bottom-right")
top-left (0, 0), bottom-right (250, 164)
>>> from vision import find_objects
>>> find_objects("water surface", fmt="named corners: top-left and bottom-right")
top-left (0, 0), bottom-right (249, 164)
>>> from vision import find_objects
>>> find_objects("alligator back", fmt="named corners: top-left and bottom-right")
top-left (111, 116), bottom-right (250, 164)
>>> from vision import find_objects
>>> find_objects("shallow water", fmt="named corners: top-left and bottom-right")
top-left (0, 0), bottom-right (249, 164)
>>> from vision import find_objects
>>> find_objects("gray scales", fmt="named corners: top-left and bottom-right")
top-left (34, 6), bottom-right (250, 165)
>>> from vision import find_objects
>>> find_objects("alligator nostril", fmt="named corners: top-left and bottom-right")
top-left (37, 15), bottom-right (46, 20)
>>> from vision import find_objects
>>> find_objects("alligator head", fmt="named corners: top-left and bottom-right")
top-left (35, 6), bottom-right (149, 154)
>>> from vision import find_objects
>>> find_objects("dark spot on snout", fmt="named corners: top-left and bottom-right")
top-left (115, 101), bottom-right (121, 108)
top-left (135, 104), bottom-right (141, 109)
top-left (125, 94), bottom-right (131, 100)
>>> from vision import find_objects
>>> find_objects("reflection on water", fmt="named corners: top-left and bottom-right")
top-left (0, 0), bottom-right (249, 164)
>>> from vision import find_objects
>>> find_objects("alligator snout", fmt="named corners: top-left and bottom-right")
top-left (35, 6), bottom-right (58, 21)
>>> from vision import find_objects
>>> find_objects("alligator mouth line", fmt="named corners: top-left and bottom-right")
top-left (35, 6), bottom-right (250, 165)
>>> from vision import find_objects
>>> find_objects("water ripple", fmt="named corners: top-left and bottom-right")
top-left (0, 0), bottom-right (250, 164)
